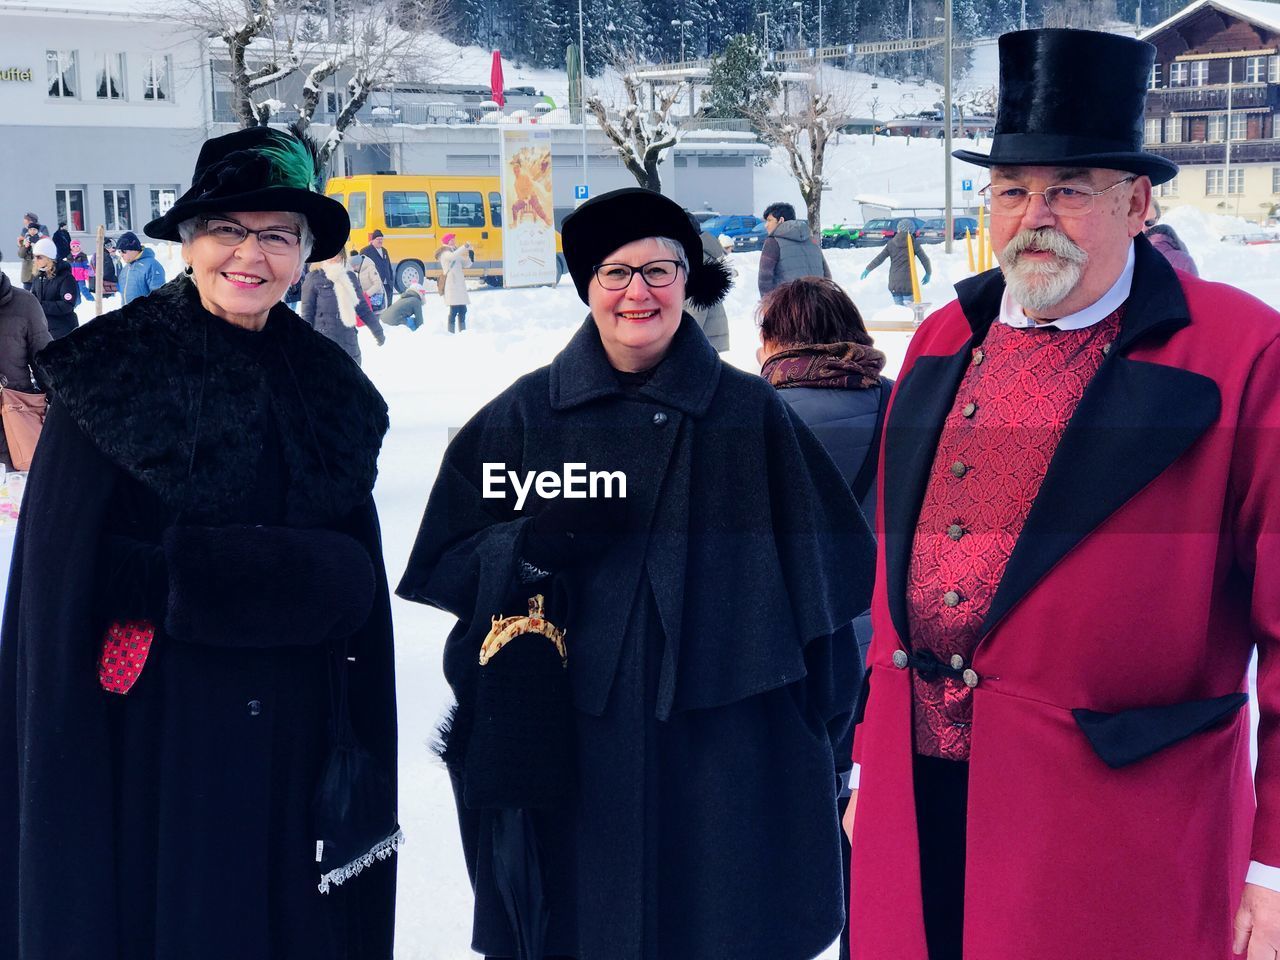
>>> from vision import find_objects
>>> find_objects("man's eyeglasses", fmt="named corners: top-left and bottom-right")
top-left (592, 260), bottom-right (684, 291)
top-left (200, 217), bottom-right (302, 253)
top-left (979, 176), bottom-right (1136, 217)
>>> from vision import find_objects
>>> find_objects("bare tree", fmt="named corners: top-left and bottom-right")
top-left (748, 77), bottom-right (849, 232)
top-left (179, 0), bottom-right (447, 167)
top-left (585, 68), bottom-right (684, 192)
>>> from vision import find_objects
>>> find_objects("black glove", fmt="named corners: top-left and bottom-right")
top-left (373, 329), bottom-right (386, 346)
top-left (520, 495), bottom-right (630, 575)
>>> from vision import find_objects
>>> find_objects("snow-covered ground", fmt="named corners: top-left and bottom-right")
top-left (3, 128), bottom-right (1278, 957)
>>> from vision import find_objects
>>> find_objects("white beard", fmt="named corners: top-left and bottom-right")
top-left (1002, 255), bottom-right (1086, 313)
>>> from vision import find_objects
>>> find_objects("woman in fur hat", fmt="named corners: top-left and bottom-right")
top-left (0, 126), bottom-right (399, 960)
top-left (399, 187), bottom-right (875, 960)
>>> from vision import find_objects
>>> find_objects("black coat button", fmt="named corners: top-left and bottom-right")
top-left (247, 699), bottom-right (262, 716)
top-left (652, 412), bottom-right (668, 426)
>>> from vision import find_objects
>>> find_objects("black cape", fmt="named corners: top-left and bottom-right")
top-left (0, 278), bottom-right (398, 959)
top-left (399, 315), bottom-right (875, 959)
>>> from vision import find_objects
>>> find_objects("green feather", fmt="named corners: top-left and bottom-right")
top-left (256, 131), bottom-right (320, 191)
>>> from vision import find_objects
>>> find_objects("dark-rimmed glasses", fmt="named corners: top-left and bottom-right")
top-left (200, 216), bottom-right (301, 253)
top-left (592, 260), bottom-right (684, 290)
top-left (979, 176), bottom-right (1136, 217)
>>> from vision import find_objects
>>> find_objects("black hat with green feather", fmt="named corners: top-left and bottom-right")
top-left (144, 127), bottom-right (350, 261)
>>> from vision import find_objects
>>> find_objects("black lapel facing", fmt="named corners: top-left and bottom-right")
top-left (883, 269), bottom-right (1004, 646)
top-left (980, 237), bottom-right (1221, 634)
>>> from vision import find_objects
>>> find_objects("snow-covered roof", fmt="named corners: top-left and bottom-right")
top-left (1141, 0), bottom-right (1280, 41)
top-left (0, 0), bottom-right (184, 17)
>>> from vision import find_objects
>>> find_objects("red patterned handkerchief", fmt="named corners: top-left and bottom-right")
top-left (98, 620), bottom-right (156, 695)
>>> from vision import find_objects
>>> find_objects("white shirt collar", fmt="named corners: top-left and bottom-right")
top-left (998, 241), bottom-right (1135, 331)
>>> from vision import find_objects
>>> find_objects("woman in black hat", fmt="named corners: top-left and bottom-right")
top-left (0, 127), bottom-right (399, 960)
top-left (399, 187), bottom-right (875, 960)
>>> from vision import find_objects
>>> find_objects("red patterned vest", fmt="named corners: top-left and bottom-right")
top-left (906, 309), bottom-right (1122, 761)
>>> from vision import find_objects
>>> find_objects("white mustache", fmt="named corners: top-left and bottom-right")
top-left (1001, 228), bottom-right (1089, 266)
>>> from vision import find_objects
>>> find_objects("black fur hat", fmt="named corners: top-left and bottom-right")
top-left (562, 188), bottom-right (733, 308)
top-left (953, 29), bottom-right (1178, 185)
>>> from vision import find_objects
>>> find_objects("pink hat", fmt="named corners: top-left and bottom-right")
top-left (440, 232), bottom-right (457, 245)
top-left (70, 239), bottom-right (82, 249)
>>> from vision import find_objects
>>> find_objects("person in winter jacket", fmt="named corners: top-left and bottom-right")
top-left (52, 222), bottom-right (72, 263)
top-left (91, 237), bottom-right (120, 298)
top-left (379, 283), bottom-right (427, 331)
top-left (757, 201), bottom-right (831, 297)
top-left (399, 186), bottom-right (874, 960)
top-left (0, 126), bottom-right (399, 960)
top-left (683, 217), bottom-right (732, 351)
top-left (360, 229), bottom-right (395, 294)
top-left (861, 219), bottom-right (931, 305)
top-left (17, 221), bottom-right (40, 291)
top-left (29, 237), bottom-right (79, 339)
top-left (116, 231), bottom-right (167, 304)
top-left (1143, 199), bottom-right (1199, 275)
top-left (0, 268), bottom-right (52, 466)
top-left (435, 233), bottom-right (472, 333)
top-left (348, 249), bottom-right (387, 310)
top-left (301, 249), bottom-right (385, 365)
top-left (69, 239), bottom-right (94, 302)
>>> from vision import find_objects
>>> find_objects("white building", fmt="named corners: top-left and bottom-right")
top-left (0, 0), bottom-right (210, 247)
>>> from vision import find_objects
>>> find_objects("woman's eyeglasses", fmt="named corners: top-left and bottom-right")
top-left (979, 176), bottom-right (1136, 217)
top-left (200, 217), bottom-right (301, 253)
top-left (592, 260), bottom-right (684, 290)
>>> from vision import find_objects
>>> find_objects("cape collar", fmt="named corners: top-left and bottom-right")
top-left (35, 276), bottom-right (389, 526)
top-left (549, 313), bottom-right (721, 416)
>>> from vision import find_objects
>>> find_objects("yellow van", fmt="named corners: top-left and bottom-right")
top-left (323, 173), bottom-right (566, 291)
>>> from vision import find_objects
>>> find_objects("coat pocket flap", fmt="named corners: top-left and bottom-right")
top-left (1071, 692), bottom-right (1248, 769)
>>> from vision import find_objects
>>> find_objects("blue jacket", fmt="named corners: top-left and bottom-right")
top-left (119, 248), bottom-right (166, 304)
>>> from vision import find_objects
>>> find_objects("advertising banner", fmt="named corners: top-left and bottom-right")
top-left (499, 128), bottom-right (556, 287)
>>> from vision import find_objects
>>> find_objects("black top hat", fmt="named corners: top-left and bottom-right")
top-left (144, 127), bottom-right (349, 261)
top-left (953, 29), bottom-right (1178, 186)
top-left (561, 188), bottom-right (732, 308)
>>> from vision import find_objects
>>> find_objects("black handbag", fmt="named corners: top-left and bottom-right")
top-left (313, 638), bottom-right (403, 894)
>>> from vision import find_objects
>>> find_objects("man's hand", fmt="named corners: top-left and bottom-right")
top-left (1234, 882), bottom-right (1280, 958)
top-left (842, 788), bottom-right (858, 844)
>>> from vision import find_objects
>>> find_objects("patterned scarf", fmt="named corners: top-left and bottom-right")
top-left (760, 341), bottom-right (887, 390)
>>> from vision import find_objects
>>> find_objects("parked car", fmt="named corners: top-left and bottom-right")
top-left (692, 209), bottom-right (723, 225)
top-left (700, 214), bottom-right (763, 238)
top-left (733, 221), bottom-right (769, 253)
top-left (821, 222), bottom-right (862, 248)
top-left (853, 217), bottom-right (926, 247)
top-left (918, 216), bottom-right (979, 243)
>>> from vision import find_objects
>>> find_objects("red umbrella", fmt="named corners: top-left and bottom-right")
top-left (490, 51), bottom-right (505, 108)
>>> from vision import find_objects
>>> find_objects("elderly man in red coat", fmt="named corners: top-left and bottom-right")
top-left (846, 28), bottom-right (1280, 960)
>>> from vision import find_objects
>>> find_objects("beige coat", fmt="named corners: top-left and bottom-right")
top-left (436, 245), bottom-right (471, 306)
top-left (349, 253), bottom-right (385, 305)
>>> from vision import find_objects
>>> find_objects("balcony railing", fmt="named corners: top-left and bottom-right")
top-left (1146, 82), bottom-right (1277, 114)
top-left (1147, 139), bottom-right (1280, 164)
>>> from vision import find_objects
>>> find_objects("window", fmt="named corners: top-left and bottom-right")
top-left (436, 191), bottom-right (485, 227)
top-left (1159, 175), bottom-right (1180, 198)
top-left (1246, 56), bottom-right (1268, 83)
top-left (103, 188), bottom-right (132, 231)
top-left (348, 192), bottom-right (366, 229)
top-left (489, 191), bottom-right (502, 227)
top-left (1271, 56), bottom-right (1279, 83)
top-left (95, 52), bottom-right (125, 99)
top-left (1208, 114), bottom-right (1226, 142)
top-left (143, 55), bottom-right (171, 101)
top-left (46, 49), bottom-right (77, 98)
top-left (1166, 116), bottom-right (1184, 143)
top-left (1190, 60), bottom-right (1209, 86)
top-left (1273, 167), bottom-right (1280, 194)
top-left (149, 187), bottom-right (178, 221)
top-left (1169, 62), bottom-right (1188, 87)
top-left (1228, 168), bottom-right (1245, 194)
top-left (1149, 63), bottom-right (1161, 89)
top-left (55, 187), bottom-right (86, 231)
top-left (1206, 169), bottom-right (1224, 195)
top-left (1230, 112), bottom-right (1247, 141)
top-left (383, 191), bottom-right (431, 228)
top-left (1145, 117), bottom-right (1162, 144)
top-left (327, 192), bottom-right (344, 206)
top-left (326, 91), bottom-right (343, 117)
